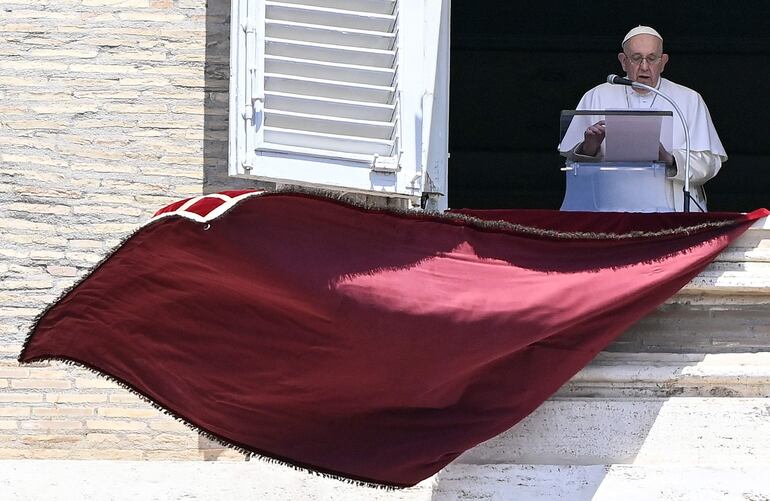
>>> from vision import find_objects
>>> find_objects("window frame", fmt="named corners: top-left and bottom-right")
top-left (228, 0), bottom-right (450, 209)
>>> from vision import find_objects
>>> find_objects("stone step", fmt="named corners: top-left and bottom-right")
top-left (715, 215), bottom-right (770, 264)
top-left (611, 300), bottom-right (770, 353)
top-left (456, 397), bottom-right (770, 465)
top-left (433, 464), bottom-right (770, 500)
top-left (0, 460), bottom-right (436, 501)
top-left (681, 215), bottom-right (770, 293)
top-left (5, 460), bottom-right (770, 500)
top-left (558, 352), bottom-right (770, 397)
top-left (684, 261), bottom-right (770, 293)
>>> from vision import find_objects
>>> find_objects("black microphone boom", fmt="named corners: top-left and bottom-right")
top-left (607, 74), bottom-right (634, 86)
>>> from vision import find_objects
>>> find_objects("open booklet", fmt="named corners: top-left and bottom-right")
top-left (559, 110), bottom-right (673, 162)
top-left (604, 110), bottom-right (662, 162)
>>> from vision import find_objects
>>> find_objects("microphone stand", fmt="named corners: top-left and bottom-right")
top-left (609, 78), bottom-right (691, 212)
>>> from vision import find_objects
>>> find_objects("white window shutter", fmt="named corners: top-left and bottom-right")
top-left (229, 0), bottom-right (450, 206)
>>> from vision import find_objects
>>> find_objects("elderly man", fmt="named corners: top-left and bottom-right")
top-left (559, 26), bottom-right (726, 211)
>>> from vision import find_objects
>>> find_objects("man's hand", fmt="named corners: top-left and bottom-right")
top-left (577, 120), bottom-right (606, 156)
top-left (658, 143), bottom-right (675, 166)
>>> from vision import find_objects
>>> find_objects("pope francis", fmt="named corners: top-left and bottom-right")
top-left (559, 26), bottom-right (726, 211)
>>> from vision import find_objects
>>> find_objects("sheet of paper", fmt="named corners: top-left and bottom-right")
top-left (604, 112), bottom-right (662, 162)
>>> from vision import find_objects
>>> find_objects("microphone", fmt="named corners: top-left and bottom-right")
top-left (607, 74), bottom-right (634, 86)
top-left (605, 74), bottom-right (693, 212)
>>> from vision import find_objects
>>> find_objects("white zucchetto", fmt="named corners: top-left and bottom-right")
top-left (622, 26), bottom-right (663, 47)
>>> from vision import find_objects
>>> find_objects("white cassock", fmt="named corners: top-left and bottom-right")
top-left (558, 77), bottom-right (727, 211)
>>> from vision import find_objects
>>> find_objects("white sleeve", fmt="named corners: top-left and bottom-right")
top-left (668, 150), bottom-right (723, 185)
top-left (563, 143), bottom-right (602, 162)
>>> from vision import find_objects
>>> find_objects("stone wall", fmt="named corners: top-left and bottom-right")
top-left (0, 0), bottom-right (252, 460)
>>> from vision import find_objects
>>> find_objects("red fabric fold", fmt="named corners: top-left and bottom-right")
top-left (20, 192), bottom-right (768, 487)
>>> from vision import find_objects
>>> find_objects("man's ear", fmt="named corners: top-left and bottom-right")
top-left (617, 52), bottom-right (627, 73)
top-left (660, 53), bottom-right (670, 73)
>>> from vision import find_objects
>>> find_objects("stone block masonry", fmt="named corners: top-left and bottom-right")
top-left (0, 0), bottom-right (253, 461)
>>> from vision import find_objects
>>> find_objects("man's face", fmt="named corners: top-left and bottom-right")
top-left (618, 34), bottom-right (669, 88)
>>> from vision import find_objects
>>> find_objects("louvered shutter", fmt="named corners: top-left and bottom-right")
top-left (230, 0), bottom-right (449, 207)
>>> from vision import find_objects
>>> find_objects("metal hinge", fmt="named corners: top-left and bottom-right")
top-left (242, 96), bottom-right (263, 122)
top-left (371, 154), bottom-right (400, 173)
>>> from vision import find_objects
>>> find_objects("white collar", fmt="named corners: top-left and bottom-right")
top-left (627, 78), bottom-right (662, 98)
top-left (625, 80), bottom-right (661, 108)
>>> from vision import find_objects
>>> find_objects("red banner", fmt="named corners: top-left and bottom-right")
top-left (20, 191), bottom-right (768, 487)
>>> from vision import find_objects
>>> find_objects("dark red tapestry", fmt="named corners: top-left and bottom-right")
top-left (19, 191), bottom-right (768, 487)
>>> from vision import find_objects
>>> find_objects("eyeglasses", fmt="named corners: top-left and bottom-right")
top-left (624, 53), bottom-right (662, 66)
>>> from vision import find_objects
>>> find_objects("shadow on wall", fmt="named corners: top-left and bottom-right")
top-left (197, 435), bottom-right (247, 461)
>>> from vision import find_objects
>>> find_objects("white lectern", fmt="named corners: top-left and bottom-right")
top-left (559, 110), bottom-right (674, 212)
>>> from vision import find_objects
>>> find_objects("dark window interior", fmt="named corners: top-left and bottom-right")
top-left (448, 2), bottom-right (770, 211)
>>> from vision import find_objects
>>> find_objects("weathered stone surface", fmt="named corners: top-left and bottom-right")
top-left (559, 352), bottom-right (770, 397)
top-left (434, 464), bottom-right (770, 500)
top-left (457, 397), bottom-right (770, 465)
top-left (0, 460), bottom-right (436, 501)
top-left (1, 460), bottom-right (769, 500)
top-left (614, 301), bottom-right (770, 353)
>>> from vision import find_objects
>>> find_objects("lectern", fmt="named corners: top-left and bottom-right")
top-left (558, 110), bottom-right (674, 212)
